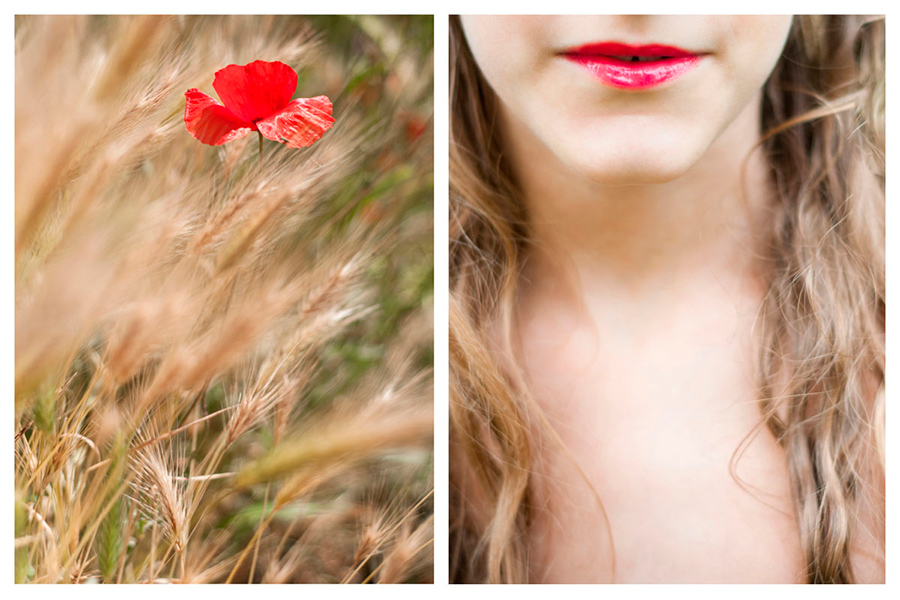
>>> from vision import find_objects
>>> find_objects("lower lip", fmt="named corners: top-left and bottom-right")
top-left (564, 54), bottom-right (702, 90)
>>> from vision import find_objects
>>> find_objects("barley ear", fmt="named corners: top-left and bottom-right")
top-left (96, 437), bottom-right (129, 582)
top-left (32, 382), bottom-right (56, 435)
top-left (97, 495), bottom-right (126, 582)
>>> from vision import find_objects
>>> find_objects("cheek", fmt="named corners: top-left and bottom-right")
top-left (459, 16), bottom-right (552, 97)
top-left (717, 16), bottom-right (793, 97)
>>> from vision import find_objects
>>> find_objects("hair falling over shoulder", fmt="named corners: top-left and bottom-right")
top-left (448, 15), bottom-right (885, 583)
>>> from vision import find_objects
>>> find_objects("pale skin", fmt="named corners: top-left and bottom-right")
top-left (461, 15), bottom-right (884, 583)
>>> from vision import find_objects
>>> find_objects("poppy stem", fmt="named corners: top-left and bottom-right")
top-left (257, 131), bottom-right (263, 165)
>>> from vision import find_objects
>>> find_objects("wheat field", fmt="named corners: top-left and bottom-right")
top-left (15, 15), bottom-right (434, 583)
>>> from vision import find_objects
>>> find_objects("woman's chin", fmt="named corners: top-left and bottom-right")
top-left (564, 152), bottom-right (701, 187)
top-left (548, 126), bottom-right (709, 186)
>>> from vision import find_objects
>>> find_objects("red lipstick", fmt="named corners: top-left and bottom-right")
top-left (562, 42), bottom-right (703, 90)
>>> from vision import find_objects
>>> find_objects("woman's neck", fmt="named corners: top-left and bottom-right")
top-left (503, 95), bottom-right (807, 584)
top-left (502, 92), bottom-right (772, 301)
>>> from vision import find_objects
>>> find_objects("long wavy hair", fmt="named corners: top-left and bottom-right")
top-left (449, 15), bottom-right (885, 584)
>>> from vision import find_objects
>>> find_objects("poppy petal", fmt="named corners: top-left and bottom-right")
top-left (213, 60), bottom-right (298, 123)
top-left (256, 96), bottom-right (335, 148)
top-left (184, 89), bottom-right (253, 146)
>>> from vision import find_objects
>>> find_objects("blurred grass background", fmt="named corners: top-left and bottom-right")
top-left (15, 15), bottom-right (433, 583)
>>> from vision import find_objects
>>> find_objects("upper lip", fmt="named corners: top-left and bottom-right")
top-left (562, 42), bottom-right (701, 61)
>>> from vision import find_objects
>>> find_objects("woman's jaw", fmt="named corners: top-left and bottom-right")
top-left (461, 16), bottom-right (793, 186)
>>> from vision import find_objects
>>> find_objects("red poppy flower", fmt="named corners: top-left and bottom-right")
top-left (184, 60), bottom-right (334, 148)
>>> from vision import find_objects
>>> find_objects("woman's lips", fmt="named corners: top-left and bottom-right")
top-left (562, 42), bottom-right (703, 90)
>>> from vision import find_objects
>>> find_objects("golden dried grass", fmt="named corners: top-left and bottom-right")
top-left (15, 15), bottom-right (433, 583)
